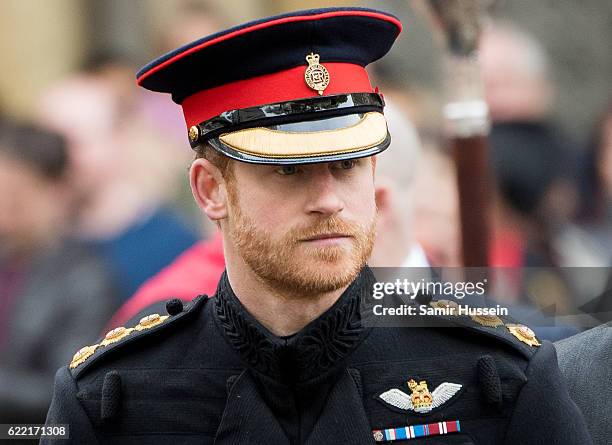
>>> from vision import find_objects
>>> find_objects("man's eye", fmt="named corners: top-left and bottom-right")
top-left (337, 159), bottom-right (356, 169)
top-left (276, 165), bottom-right (298, 175)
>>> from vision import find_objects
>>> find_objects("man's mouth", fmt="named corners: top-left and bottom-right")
top-left (301, 233), bottom-right (352, 242)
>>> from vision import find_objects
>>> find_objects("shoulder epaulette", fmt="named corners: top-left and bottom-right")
top-left (428, 299), bottom-right (541, 359)
top-left (69, 295), bottom-right (209, 378)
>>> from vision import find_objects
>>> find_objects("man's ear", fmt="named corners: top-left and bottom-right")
top-left (375, 178), bottom-right (396, 225)
top-left (375, 182), bottom-right (391, 215)
top-left (189, 158), bottom-right (228, 221)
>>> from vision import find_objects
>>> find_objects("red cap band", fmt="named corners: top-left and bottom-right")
top-left (181, 62), bottom-right (373, 127)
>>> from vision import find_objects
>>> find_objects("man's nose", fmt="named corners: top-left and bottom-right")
top-left (304, 169), bottom-right (345, 216)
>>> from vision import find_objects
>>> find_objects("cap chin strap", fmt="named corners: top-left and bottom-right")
top-left (189, 92), bottom-right (385, 148)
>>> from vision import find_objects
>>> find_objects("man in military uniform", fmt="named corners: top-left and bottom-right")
top-left (44, 7), bottom-right (592, 444)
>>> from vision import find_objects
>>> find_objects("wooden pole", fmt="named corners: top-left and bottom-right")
top-left (422, 0), bottom-right (496, 267)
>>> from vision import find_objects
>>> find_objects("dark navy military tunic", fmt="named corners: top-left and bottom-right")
top-left (43, 268), bottom-right (592, 444)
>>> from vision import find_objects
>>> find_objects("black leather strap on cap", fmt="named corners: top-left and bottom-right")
top-left (189, 92), bottom-right (385, 148)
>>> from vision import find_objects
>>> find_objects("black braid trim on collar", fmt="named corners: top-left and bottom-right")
top-left (213, 268), bottom-right (375, 383)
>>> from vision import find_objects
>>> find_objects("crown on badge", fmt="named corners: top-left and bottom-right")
top-left (407, 379), bottom-right (433, 410)
top-left (379, 378), bottom-right (462, 414)
top-left (305, 52), bottom-right (320, 65)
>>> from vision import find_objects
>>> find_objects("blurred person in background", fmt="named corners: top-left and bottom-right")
top-left (370, 98), bottom-right (579, 340)
top-left (489, 122), bottom-right (576, 268)
top-left (480, 21), bottom-right (553, 124)
top-left (555, 321), bottom-right (612, 445)
top-left (487, 124), bottom-right (585, 339)
top-left (409, 142), bottom-right (461, 267)
top-left (0, 121), bottom-right (116, 424)
top-left (480, 20), bottom-right (581, 268)
top-left (368, 67), bottom-right (461, 268)
top-left (37, 61), bottom-right (198, 303)
top-left (85, 0), bottom-right (231, 325)
top-left (577, 100), bottom-right (612, 262)
top-left (369, 98), bottom-right (430, 267)
top-left (140, 0), bottom-right (228, 153)
top-left (480, 21), bottom-right (603, 331)
top-left (138, 0), bottom-right (230, 232)
top-left (575, 100), bottom-right (612, 320)
top-left (104, 231), bottom-right (224, 330)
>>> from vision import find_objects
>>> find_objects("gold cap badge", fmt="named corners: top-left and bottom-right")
top-left (304, 53), bottom-right (330, 95)
top-left (507, 324), bottom-right (541, 347)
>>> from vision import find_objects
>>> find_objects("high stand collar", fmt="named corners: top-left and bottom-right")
top-left (213, 267), bottom-right (376, 384)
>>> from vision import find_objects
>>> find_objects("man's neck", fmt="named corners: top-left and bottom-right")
top-left (224, 252), bottom-right (349, 337)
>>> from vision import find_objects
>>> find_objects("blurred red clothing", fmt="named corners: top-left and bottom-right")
top-left (490, 228), bottom-right (525, 267)
top-left (105, 232), bottom-right (225, 330)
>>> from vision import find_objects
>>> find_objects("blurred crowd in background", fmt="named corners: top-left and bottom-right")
top-left (0, 0), bottom-right (611, 427)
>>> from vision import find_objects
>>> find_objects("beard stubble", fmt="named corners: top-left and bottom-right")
top-left (226, 182), bottom-right (377, 298)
